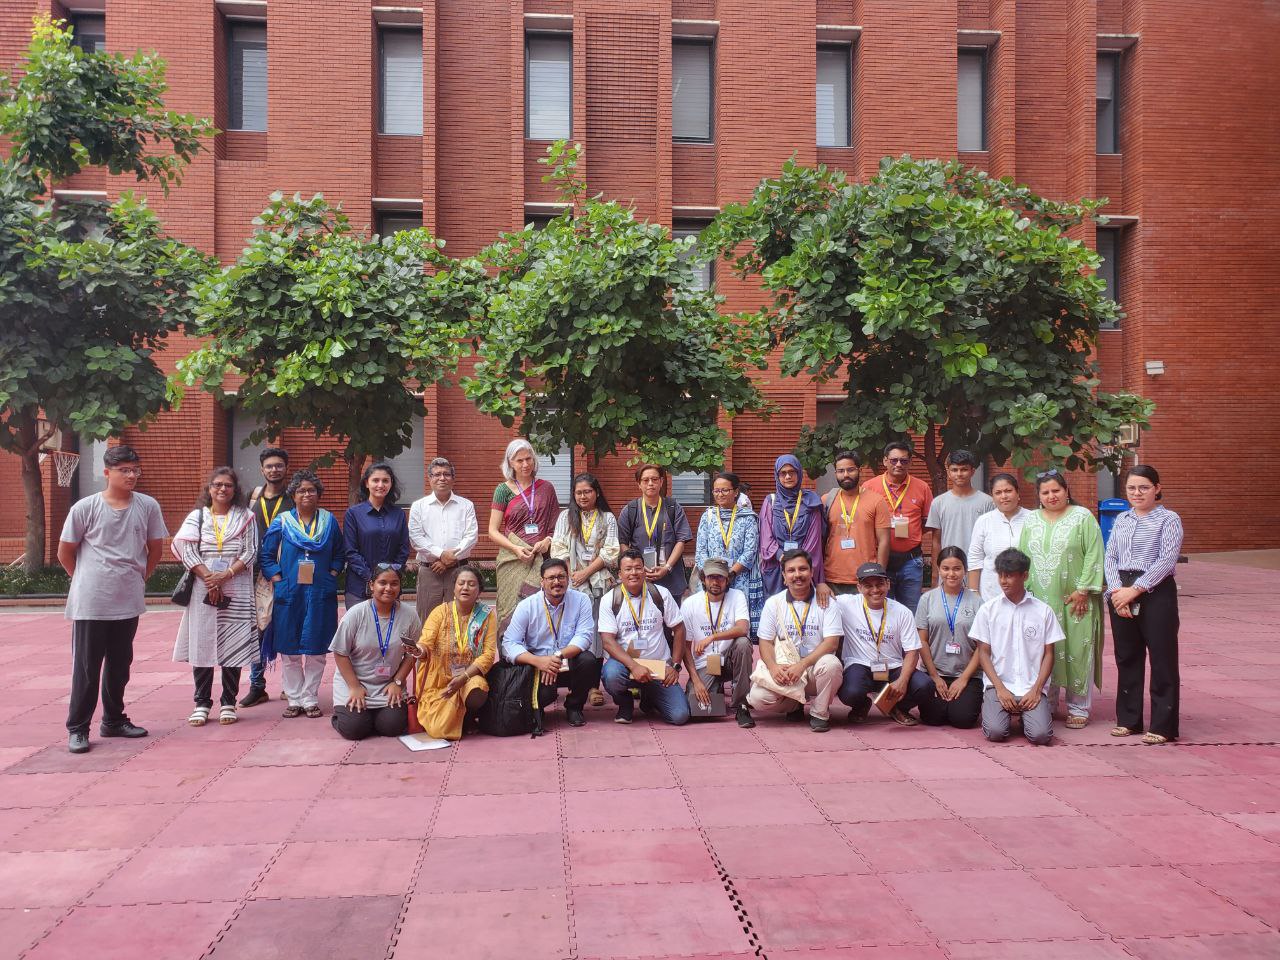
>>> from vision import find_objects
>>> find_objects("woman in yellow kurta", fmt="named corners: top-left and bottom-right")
top-left (414, 565), bottom-right (497, 740)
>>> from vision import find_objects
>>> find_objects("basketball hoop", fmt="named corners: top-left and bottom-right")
top-left (49, 450), bottom-right (80, 487)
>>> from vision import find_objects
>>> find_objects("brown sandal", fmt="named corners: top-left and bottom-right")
top-left (1111, 725), bottom-right (1137, 737)
top-left (1065, 716), bottom-right (1089, 729)
top-left (1142, 732), bottom-right (1170, 746)
top-left (589, 687), bottom-right (605, 708)
top-left (304, 705), bottom-right (323, 719)
top-left (282, 705), bottom-right (304, 718)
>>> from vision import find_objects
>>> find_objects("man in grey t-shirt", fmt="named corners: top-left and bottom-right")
top-left (926, 450), bottom-right (994, 560)
top-left (57, 445), bottom-right (167, 754)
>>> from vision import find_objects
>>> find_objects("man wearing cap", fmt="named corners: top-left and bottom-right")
top-left (682, 558), bottom-right (754, 728)
top-left (834, 561), bottom-right (934, 725)
top-left (746, 549), bottom-right (844, 732)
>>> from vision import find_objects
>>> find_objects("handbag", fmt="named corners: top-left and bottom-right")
top-left (170, 507), bottom-right (204, 607)
top-left (748, 634), bottom-right (807, 701)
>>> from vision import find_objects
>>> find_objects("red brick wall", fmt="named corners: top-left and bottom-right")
top-left (2, 0), bottom-right (1277, 562)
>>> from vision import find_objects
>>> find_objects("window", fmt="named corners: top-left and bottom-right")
top-left (672, 222), bottom-right (713, 291)
top-left (957, 49), bottom-right (987, 151)
top-left (376, 415), bottom-right (425, 503)
top-left (671, 472), bottom-right (710, 506)
top-left (672, 40), bottom-right (713, 142)
top-left (376, 211), bottom-right (423, 236)
top-left (379, 29), bottom-right (423, 136)
top-left (1097, 53), bottom-right (1120, 154)
top-left (226, 405), bottom-right (271, 491)
top-left (816, 44), bottom-right (851, 147)
top-left (71, 15), bottom-right (106, 54)
top-left (526, 34), bottom-right (571, 140)
top-left (227, 22), bottom-right (268, 132)
top-left (1097, 228), bottom-right (1120, 327)
top-left (73, 435), bottom-right (108, 500)
top-left (537, 446), bottom-right (574, 502)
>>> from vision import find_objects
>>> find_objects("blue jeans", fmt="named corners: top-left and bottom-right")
top-left (887, 552), bottom-right (924, 613)
top-left (248, 659), bottom-right (265, 689)
top-left (601, 659), bottom-right (690, 725)
top-left (838, 664), bottom-right (933, 713)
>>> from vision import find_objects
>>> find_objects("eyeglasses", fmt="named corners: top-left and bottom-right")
top-left (886, 457), bottom-right (910, 465)
top-left (375, 562), bottom-right (403, 572)
top-left (110, 466), bottom-right (143, 477)
top-left (542, 573), bottom-right (568, 582)
top-left (1125, 484), bottom-right (1155, 494)
top-left (209, 482), bottom-right (235, 490)
top-left (1036, 470), bottom-right (1064, 481)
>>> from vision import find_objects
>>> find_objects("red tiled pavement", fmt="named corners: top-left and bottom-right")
top-left (2, 559), bottom-right (1279, 957)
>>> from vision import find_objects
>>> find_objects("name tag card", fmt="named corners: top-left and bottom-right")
top-left (705, 653), bottom-right (722, 677)
top-left (783, 540), bottom-right (799, 552)
top-left (523, 522), bottom-right (540, 536)
top-left (840, 538), bottom-right (856, 550)
top-left (892, 516), bottom-right (909, 537)
top-left (296, 560), bottom-right (315, 585)
top-left (210, 558), bottom-right (230, 573)
top-left (872, 661), bottom-right (890, 682)
top-left (643, 547), bottom-right (659, 569)
top-left (945, 641), bottom-right (962, 656)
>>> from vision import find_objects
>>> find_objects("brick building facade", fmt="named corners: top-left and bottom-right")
top-left (2, 0), bottom-right (1278, 563)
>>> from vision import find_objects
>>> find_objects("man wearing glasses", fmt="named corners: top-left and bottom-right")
top-left (58, 445), bottom-right (167, 754)
top-left (407, 457), bottom-right (478, 622)
top-left (861, 441), bottom-right (933, 613)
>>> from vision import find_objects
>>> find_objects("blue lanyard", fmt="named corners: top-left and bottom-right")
top-left (941, 590), bottom-right (964, 637)
top-left (372, 604), bottom-right (396, 657)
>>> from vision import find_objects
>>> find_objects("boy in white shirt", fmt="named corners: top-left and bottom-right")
top-left (972, 547), bottom-right (1064, 745)
top-left (681, 558), bottom-right (753, 727)
top-left (835, 562), bottom-right (934, 726)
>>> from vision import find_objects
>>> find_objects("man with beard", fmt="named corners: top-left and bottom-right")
top-left (681, 558), bottom-right (754, 727)
top-left (818, 451), bottom-right (891, 602)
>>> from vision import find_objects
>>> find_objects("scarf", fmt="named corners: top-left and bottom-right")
top-left (279, 508), bottom-right (334, 552)
top-left (170, 505), bottom-right (254, 559)
top-left (770, 454), bottom-right (824, 544)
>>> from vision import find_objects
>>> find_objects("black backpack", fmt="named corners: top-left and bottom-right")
top-left (478, 660), bottom-right (545, 738)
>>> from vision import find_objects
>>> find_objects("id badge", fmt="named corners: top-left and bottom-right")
top-left (892, 515), bottom-right (909, 537)
top-left (296, 560), bottom-right (315, 585)
top-left (944, 641), bottom-right (962, 656)
top-left (642, 547), bottom-right (659, 569)
top-left (783, 540), bottom-right (799, 552)
top-left (872, 661), bottom-right (890, 682)
top-left (375, 663), bottom-right (393, 679)
top-left (706, 653), bottom-right (722, 677)
top-left (840, 538), bottom-right (856, 550)
top-left (523, 522), bottom-right (540, 536)
top-left (450, 664), bottom-right (467, 678)
top-left (210, 558), bottom-right (230, 573)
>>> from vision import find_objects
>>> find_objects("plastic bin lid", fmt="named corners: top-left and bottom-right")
top-left (1099, 498), bottom-right (1130, 510)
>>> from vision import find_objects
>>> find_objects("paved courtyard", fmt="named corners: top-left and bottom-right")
top-left (0, 559), bottom-right (1278, 959)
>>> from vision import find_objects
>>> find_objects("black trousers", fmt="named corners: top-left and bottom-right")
top-left (535, 650), bottom-right (602, 712)
top-left (1111, 577), bottom-right (1180, 739)
top-left (332, 705), bottom-right (409, 740)
top-left (194, 667), bottom-right (242, 708)
top-left (67, 617), bottom-right (138, 734)
top-left (917, 674), bottom-right (983, 729)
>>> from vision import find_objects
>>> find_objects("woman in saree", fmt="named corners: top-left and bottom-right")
top-left (694, 471), bottom-right (765, 637)
top-left (488, 438), bottom-right (560, 627)
top-left (413, 565), bottom-right (498, 740)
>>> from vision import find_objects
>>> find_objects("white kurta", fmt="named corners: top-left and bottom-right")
top-left (171, 507), bottom-right (260, 668)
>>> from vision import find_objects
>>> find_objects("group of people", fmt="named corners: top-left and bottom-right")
top-left (58, 438), bottom-right (1184, 754)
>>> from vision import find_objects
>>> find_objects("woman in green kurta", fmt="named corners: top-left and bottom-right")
top-left (1019, 470), bottom-right (1104, 729)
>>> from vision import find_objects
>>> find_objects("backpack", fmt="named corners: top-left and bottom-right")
top-left (478, 660), bottom-right (545, 738)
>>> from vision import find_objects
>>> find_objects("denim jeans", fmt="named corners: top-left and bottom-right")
top-left (838, 664), bottom-right (933, 714)
top-left (601, 659), bottom-right (690, 725)
top-left (248, 659), bottom-right (265, 690)
top-left (887, 552), bottom-right (924, 613)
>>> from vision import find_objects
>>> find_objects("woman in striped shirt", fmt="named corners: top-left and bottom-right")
top-left (1105, 465), bottom-right (1185, 745)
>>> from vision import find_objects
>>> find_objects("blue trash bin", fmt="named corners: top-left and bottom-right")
top-left (1098, 497), bottom-right (1130, 547)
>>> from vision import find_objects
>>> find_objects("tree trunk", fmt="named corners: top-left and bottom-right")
top-left (922, 423), bottom-right (947, 494)
top-left (16, 411), bottom-right (47, 573)
top-left (345, 449), bottom-right (366, 505)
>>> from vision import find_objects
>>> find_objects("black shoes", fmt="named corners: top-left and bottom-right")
top-left (614, 701), bottom-right (634, 724)
top-left (68, 732), bottom-right (90, 754)
top-left (566, 708), bottom-right (586, 727)
top-left (809, 715), bottom-right (831, 733)
top-left (786, 706), bottom-right (806, 723)
top-left (99, 721), bottom-right (148, 739)
top-left (736, 704), bottom-right (756, 729)
top-left (848, 700), bottom-right (872, 724)
top-left (239, 687), bottom-right (270, 708)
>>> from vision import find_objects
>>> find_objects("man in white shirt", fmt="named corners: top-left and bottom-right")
top-left (972, 548), bottom-right (1063, 745)
top-left (599, 549), bottom-right (688, 725)
top-left (681, 558), bottom-right (754, 728)
top-left (835, 562), bottom-right (934, 726)
top-left (746, 549), bottom-right (844, 732)
top-left (408, 457), bottom-right (478, 621)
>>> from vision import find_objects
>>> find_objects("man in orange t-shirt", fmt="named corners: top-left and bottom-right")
top-left (819, 451), bottom-right (891, 601)
top-left (860, 440), bottom-right (933, 613)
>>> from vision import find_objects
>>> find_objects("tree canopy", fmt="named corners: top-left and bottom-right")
top-left (705, 155), bottom-right (1153, 487)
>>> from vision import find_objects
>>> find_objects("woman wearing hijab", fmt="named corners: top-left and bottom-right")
top-left (259, 470), bottom-right (345, 718)
top-left (759, 454), bottom-right (827, 595)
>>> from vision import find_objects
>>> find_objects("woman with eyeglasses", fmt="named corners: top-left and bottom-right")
top-left (694, 471), bottom-right (765, 637)
top-left (412, 564), bottom-right (497, 740)
top-left (260, 470), bottom-right (345, 718)
top-left (759, 455), bottom-right (827, 595)
top-left (329, 564), bottom-right (420, 739)
top-left (1018, 470), bottom-right (1104, 729)
top-left (172, 467), bottom-right (259, 727)
top-left (342, 460), bottom-right (410, 612)
top-left (488, 438), bottom-right (560, 627)
top-left (1105, 465), bottom-right (1184, 745)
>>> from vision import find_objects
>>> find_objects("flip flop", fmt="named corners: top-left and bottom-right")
top-left (1142, 732), bottom-right (1170, 746)
top-left (281, 705), bottom-right (304, 718)
top-left (304, 705), bottom-right (323, 719)
top-left (1111, 726), bottom-right (1137, 737)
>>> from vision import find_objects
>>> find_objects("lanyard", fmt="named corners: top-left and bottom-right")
top-left (212, 512), bottom-right (229, 551)
top-left (452, 602), bottom-right (484, 655)
top-left (622, 584), bottom-right (648, 634)
top-left (881, 477), bottom-right (908, 513)
top-left (715, 505), bottom-right (737, 549)
top-left (542, 598), bottom-right (566, 645)
top-left (372, 603), bottom-right (396, 657)
top-left (941, 589), bottom-right (964, 636)
top-left (581, 510), bottom-right (598, 543)
top-left (782, 496), bottom-right (802, 535)
top-left (299, 513), bottom-right (318, 539)
top-left (837, 492), bottom-right (860, 531)
top-left (641, 498), bottom-right (663, 540)
top-left (862, 599), bottom-right (887, 652)
top-left (516, 479), bottom-right (537, 516)
top-left (787, 596), bottom-right (812, 645)
top-left (705, 592), bottom-right (726, 634)
top-left (259, 495), bottom-right (283, 527)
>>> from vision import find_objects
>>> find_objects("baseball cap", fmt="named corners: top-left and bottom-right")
top-left (702, 558), bottom-right (731, 578)
top-left (856, 562), bottom-right (890, 582)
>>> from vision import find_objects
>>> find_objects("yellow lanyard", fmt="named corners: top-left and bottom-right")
top-left (787, 597), bottom-right (812, 645)
top-left (641, 498), bottom-right (663, 540)
top-left (581, 510), bottom-right (598, 544)
top-left (837, 492), bottom-right (860, 531)
top-left (212, 512), bottom-right (229, 551)
top-left (542, 598), bottom-right (566, 644)
top-left (705, 592), bottom-right (726, 634)
top-left (622, 584), bottom-right (648, 633)
top-left (298, 513), bottom-right (318, 539)
top-left (862, 598), bottom-right (887, 652)
top-left (259, 495), bottom-right (283, 527)
top-left (452, 602), bottom-right (474, 656)
top-left (881, 477), bottom-right (908, 513)
top-left (782, 497), bottom-right (802, 535)
top-left (715, 505), bottom-right (738, 549)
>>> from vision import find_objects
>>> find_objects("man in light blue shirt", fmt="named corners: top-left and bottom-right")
top-left (501, 557), bottom-right (600, 726)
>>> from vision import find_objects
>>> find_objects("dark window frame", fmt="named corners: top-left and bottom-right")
top-left (957, 46), bottom-right (988, 151)
top-left (1096, 227), bottom-right (1121, 328)
top-left (71, 14), bottom-right (106, 53)
top-left (672, 37), bottom-right (715, 144)
top-left (375, 210), bottom-right (423, 237)
top-left (816, 42), bottom-right (853, 148)
top-left (226, 20), bottom-right (268, 133)
top-left (524, 31), bottom-right (573, 141)
top-left (1096, 51), bottom-right (1121, 154)
top-left (378, 26), bottom-right (424, 137)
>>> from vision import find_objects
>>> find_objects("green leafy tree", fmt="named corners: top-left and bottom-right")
top-left (177, 192), bottom-right (481, 502)
top-left (461, 141), bottom-right (771, 473)
top-left (705, 156), bottom-right (1154, 489)
top-left (0, 17), bottom-right (214, 570)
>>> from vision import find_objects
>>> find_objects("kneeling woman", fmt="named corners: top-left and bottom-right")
top-left (329, 565), bottom-right (422, 740)
top-left (915, 547), bottom-right (985, 728)
top-left (414, 565), bottom-right (497, 740)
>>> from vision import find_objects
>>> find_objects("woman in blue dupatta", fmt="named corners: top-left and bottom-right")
top-left (260, 469), bottom-right (345, 718)
top-left (759, 454), bottom-right (827, 595)
top-left (695, 471), bottom-right (765, 637)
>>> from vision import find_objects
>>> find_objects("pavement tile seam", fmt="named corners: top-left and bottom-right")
top-left (557, 725), bottom-right (581, 960)
top-left (1168, 858), bottom-right (1280, 932)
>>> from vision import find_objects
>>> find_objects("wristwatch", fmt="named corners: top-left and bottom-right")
top-left (667, 660), bottom-right (681, 674)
